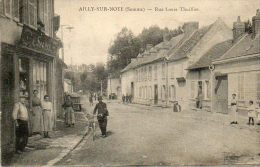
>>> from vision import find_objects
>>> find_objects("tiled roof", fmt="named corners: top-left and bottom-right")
top-left (215, 33), bottom-right (260, 61)
top-left (121, 33), bottom-right (185, 73)
top-left (187, 39), bottom-right (233, 70)
top-left (168, 25), bottom-right (212, 61)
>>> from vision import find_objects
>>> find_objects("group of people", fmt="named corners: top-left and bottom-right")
top-left (122, 94), bottom-right (132, 104)
top-left (13, 90), bottom-right (53, 154)
top-left (230, 93), bottom-right (260, 125)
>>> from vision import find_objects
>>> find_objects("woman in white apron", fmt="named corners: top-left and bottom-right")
top-left (42, 95), bottom-right (53, 138)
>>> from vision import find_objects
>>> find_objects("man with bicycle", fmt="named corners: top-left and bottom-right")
top-left (93, 96), bottom-right (109, 138)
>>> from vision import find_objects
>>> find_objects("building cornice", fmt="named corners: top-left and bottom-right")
top-left (213, 52), bottom-right (260, 65)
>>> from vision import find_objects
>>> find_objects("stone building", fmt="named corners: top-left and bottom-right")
top-left (0, 0), bottom-right (62, 163)
top-left (211, 10), bottom-right (260, 114)
top-left (121, 18), bottom-right (233, 110)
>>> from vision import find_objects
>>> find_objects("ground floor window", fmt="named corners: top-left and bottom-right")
top-left (19, 58), bottom-right (30, 98)
top-left (33, 60), bottom-right (48, 101)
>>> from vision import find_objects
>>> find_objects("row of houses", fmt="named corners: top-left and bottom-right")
top-left (121, 9), bottom-right (260, 114)
top-left (0, 0), bottom-right (65, 163)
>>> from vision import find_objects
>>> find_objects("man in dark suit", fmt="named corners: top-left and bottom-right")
top-left (93, 96), bottom-right (109, 137)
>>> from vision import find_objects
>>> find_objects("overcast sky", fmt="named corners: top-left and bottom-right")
top-left (54, 0), bottom-right (260, 65)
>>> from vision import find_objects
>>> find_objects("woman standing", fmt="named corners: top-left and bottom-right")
top-left (31, 90), bottom-right (44, 134)
top-left (63, 95), bottom-right (75, 127)
top-left (42, 95), bottom-right (53, 138)
top-left (230, 93), bottom-right (238, 124)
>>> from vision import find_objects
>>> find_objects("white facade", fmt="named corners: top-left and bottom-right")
top-left (107, 77), bottom-right (121, 98)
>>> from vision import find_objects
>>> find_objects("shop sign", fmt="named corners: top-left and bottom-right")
top-left (18, 25), bottom-right (61, 56)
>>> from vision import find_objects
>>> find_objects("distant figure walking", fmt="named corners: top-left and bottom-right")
top-left (173, 101), bottom-right (181, 112)
top-left (122, 94), bottom-right (125, 103)
top-left (247, 100), bottom-right (256, 125)
top-left (63, 95), bottom-right (75, 127)
top-left (230, 93), bottom-right (238, 124)
top-left (42, 95), bottom-right (53, 138)
top-left (89, 94), bottom-right (93, 106)
top-left (93, 96), bottom-right (109, 138)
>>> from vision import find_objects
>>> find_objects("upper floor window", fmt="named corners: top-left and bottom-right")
top-left (170, 65), bottom-right (175, 79)
top-left (162, 63), bottom-right (165, 79)
top-left (148, 66), bottom-right (152, 81)
top-left (28, 0), bottom-right (37, 27)
top-left (12, 0), bottom-right (19, 20)
top-left (0, 0), bottom-right (4, 15)
top-left (154, 64), bottom-right (157, 80)
top-left (4, 0), bottom-right (11, 17)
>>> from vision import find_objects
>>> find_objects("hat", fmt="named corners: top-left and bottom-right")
top-left (98, 96), bottom-right (103, 101)
top-left (19, 95), bottom-right (27, 99)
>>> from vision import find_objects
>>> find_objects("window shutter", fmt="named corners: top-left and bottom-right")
top-left (0, 0), bottom-right (4, 15)
top-left (5, 0), bottom-right (11, 16)
top-left (13, 0), bottom-right (19, 19)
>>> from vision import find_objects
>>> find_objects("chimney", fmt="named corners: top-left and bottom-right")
top-left (252, 9), bottom-right (260, 37)
top-left (182, 22), bottom-right (199, 35)
top-left (233, 16), bottom-right (245, 40)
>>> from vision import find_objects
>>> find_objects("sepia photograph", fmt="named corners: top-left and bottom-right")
top-left (0, 0), bottom-right (260, 166)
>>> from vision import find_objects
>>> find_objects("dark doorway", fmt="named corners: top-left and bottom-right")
top-left (215, 75), bottom-right (228, 114)
top-left (154, 84), bottom-right (158, 105)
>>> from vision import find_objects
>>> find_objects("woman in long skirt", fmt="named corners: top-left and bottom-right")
top-left (230, 93), bottom-right (238, 124)
top-left (31, 90), bottom-right (44, 134)
top-left (42, 95), bottom-right (53, 138)
top-left (63, 95), bottom-right (75, 127)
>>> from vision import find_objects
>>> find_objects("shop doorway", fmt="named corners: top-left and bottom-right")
top-left (131, 82), bottom-right (134, 101)
top-left (215, 75), bottom-right (228, 114)
top-left (1, 53), bottom-right (15, 160)
top-left (19, 58), bottom-right (30, 99)
top-left (154, 84), bottom-right (158, 104)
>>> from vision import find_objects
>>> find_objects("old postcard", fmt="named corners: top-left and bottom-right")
top-left (0, 0), bottom-right (260, 166)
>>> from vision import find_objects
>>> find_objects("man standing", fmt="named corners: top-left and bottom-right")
top-left (93, 96), bottom-right (109, 138)
top-left (12, 96), bottom-right (29, 154)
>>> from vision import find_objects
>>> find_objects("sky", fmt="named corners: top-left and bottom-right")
top-left (54, 0), bottom-right (260, 65)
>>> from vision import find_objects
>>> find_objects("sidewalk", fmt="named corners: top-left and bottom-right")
top-left (8, 112), bottom-right (89, 167)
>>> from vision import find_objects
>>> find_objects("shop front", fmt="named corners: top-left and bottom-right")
top-left (1, 25), bottom-right (60, 161)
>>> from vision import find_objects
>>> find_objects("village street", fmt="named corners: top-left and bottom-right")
top-left (57, 100), bottom-right (260, 166)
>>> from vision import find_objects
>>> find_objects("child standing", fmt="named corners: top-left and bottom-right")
top-left (247, 100), bottom-right (256, 125)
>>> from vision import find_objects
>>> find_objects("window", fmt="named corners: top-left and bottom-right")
top-left (238, 73), bottom-right (244, 100)
top-left (0, 0), bottom-right (4, 15)
top-left (162, 63), bottom-right (165, 79)
top-left (257, 73), bottom-right (260, 100)
top-left (205, 81), bottom-right (211, 99)
top-left (154, 64), bottom-right (157, 80)
top-left (12, 0), bottom-right (19, 20)
top-left (191, 81), bottom-right (195, 98)
top-left (28, 0), bottom-right (37, 27)
top-left (170, 65), bottom-right (175, 79)
top-left (148, 66), bottom-right (152, 81)
top-left (33, 61), bottom-right (48, 101)
top-left (171, 85), bottom-right (176, 100)
top-left (4, 0), bottom-right (11, 17)
top-left (144, 66), bottom-right (147, 81)
top-left (44, 0), bottom-right (51, 35)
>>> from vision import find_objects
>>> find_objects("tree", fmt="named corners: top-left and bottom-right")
top-left (108, 27), bottom-right (141, 75)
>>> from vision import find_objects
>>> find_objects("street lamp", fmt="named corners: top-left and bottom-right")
top-left (60, 25), bottom-right (74, 62)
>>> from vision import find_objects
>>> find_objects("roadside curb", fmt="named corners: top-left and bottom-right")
top-left (43, 113), bottom-right (91, 167)
top-left (43, 125), bottom-right (90, 167)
